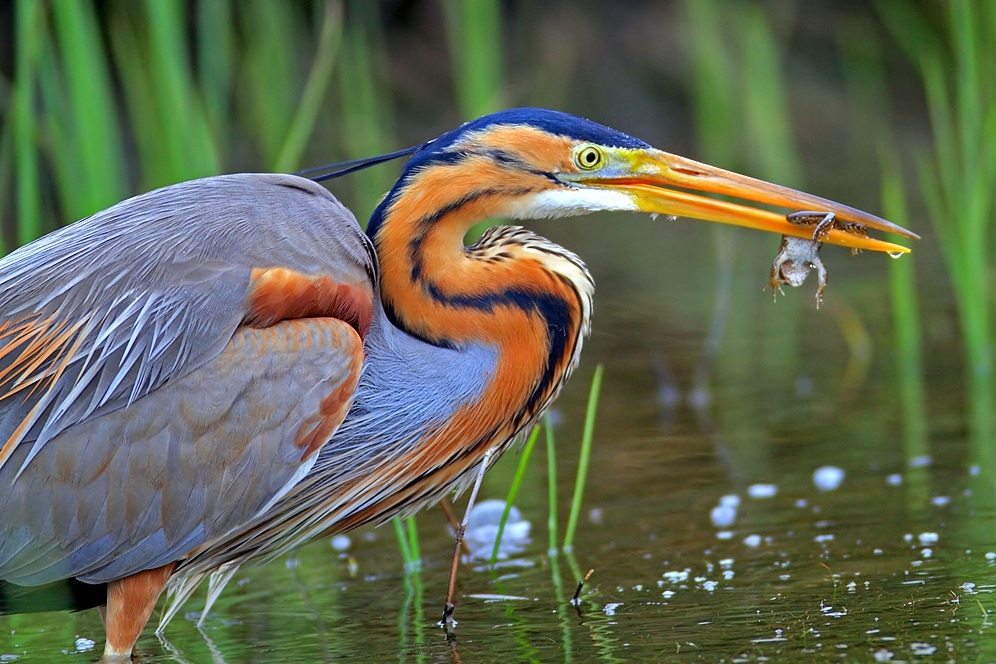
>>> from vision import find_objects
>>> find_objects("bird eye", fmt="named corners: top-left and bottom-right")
top-left (575, 146), bottom-right (604, 171)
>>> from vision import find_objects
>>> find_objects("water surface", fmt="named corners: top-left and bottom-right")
top-left (3, 221), bottom-right (990, 662)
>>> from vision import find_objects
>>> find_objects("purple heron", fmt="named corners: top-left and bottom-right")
top-left (0, 109), bottom-right (916, 658)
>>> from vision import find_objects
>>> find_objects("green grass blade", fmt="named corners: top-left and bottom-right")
top-left (563, 364), bottom-right (603, 553)
top-left (873, 0), bottom-right (942, 67)
top-left (880, 162), bottom-right (929, 457)
top-left (392, 516), bottom-right (414, 568)
top-left (442, 0), bottom-right (503, 118)
top-left (739, 5), bottom-right (802, 186)
top-left (50, 0), bottom-right (127, 216)
top-left (489, 425), bottom-right (540, 566)
top-left (545, 414), bottom-right (559, 555)
top-left (274, 2), bottom-right (343, 172)
top-left (337, 5), bottom-right (396, 220)
top-left (196, 0), bottom-right (234, 152)
top-left (240, 0), bottom-right (298, 167)
top-left (145, 1), bottom-right (219, 179)
top-left (683, 0), bottom-right (737, 165)
top-left (883, 0), bottom-right (996, 452)
top-left (13, 0), bottom-right (44, 247)
top-left (405, 517), bottom-right (421, 570)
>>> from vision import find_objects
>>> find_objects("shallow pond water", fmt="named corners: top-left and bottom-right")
top-left (2, 220), bottom-right (991, 662)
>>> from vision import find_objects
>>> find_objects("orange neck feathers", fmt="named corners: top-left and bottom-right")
top-left (359, 132), bottom-right (594, 520)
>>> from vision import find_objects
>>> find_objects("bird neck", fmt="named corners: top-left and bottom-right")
top-left (365, 174), bottom-right (593, 489)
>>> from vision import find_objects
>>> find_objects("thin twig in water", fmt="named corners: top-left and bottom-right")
top-left (571, 568), bottom-right (594, 605)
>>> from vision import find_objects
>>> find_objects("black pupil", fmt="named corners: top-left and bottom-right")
top-left (584, 150), bottom-right (596, 165)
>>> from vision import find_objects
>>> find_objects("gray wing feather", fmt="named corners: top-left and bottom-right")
top-left (0, 173), bottom-right (373, 475)
top-left (0, 172), bottom-right (373, 585)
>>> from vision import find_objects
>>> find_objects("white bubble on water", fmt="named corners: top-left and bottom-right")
top-left (748, 484), bottom-right (777, 499)
top-left (720, 494), bottom-right (741, 508)
top-left (710, 504), bottom-right (738, 528)
top-left (812, 466), bottom-right (845, 491)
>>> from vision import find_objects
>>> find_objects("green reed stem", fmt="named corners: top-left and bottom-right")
top-left (442, 0), bottom-right (503, 118)
top-left (146, 1), bottom-right (220, 180)
top-left (838, 18), bottom-right (931, 460)
top-left (274, 2), bottom-right (343, 172)
top-left (405, 517), bottom-right (421, 569)
top-left (545, 414), bottom-right (559, 554)
top-left (239, 1), bottom-right (297, 168)
top-left (489, 425), bottom-right (540, 566)
top-left (337, 4), bottom-right (396, 221)
top-left (48, 0), bottom-right (127, 218)
top-left (739, 6), bottom-right (802, 187)
top-left (13, 0), bottom-right (44, 248)
top-left (563, 364), bottom-right (603, 553)
top-left (877, 0), bottom-right (995, 452)
top-left (881, 166), bottom-right (929, 456)
top-left (920, 3), bottom-right (994, 452)
top-left (195, 0), bottom-right (233, 157)
top-left (392, 516), bottom-right (419, 571)
top-left (684, 0), bottom-right (737, 165)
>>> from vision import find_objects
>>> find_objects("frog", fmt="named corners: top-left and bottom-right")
top-left (768, 211), bottom-right (835, 307)
top-left (770, 233), bottom-right (828, 306)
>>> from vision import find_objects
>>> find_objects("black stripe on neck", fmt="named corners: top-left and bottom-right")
top-left (426, 282), bottom-right (576, 423)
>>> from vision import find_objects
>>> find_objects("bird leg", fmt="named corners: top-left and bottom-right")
top-left (441, 447), bottom-right (494, 626)
top-left (102, 562), bottom-right (177, 660)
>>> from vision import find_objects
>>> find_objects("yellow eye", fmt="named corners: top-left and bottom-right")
top-left (575, 145), bottom-right (604, 170)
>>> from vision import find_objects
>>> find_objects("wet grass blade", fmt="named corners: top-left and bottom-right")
top-left (545, 415), bottom-right (559, 555)
top-left (489, 425), bottom-right (540, 566)
top-left (563, 364), bottom-right (603, 553)
top-left (392, 516), bottom-right (421, 571)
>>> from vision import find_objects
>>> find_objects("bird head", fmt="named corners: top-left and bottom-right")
top-left (362, 108), bottom-right (917, 253)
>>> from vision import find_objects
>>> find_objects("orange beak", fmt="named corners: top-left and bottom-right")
top-left (586, 149), bottom-right (918, 254)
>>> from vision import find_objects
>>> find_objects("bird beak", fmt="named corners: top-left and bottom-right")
top-left (586, 149), bottom-right (919, 254)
